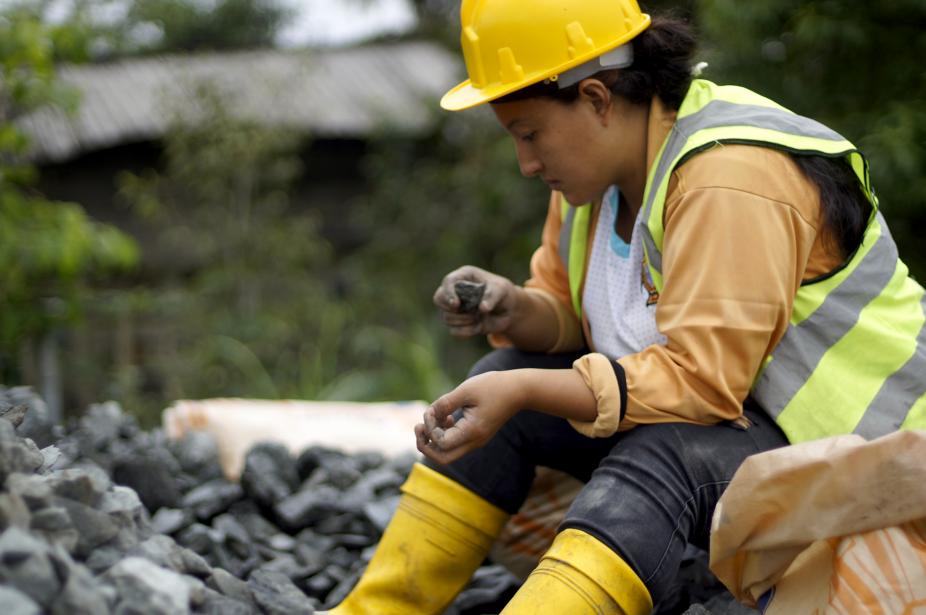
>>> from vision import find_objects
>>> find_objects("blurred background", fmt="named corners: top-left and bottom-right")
top-left (1, 0), bottom-right (924, 426)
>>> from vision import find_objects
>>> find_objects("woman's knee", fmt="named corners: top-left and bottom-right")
top-left (560, 419), bottom-right (784, 604)
top-left (468, 349), bottom-right (519, 377)
top-left (467, 347), bottom-right (585, 378)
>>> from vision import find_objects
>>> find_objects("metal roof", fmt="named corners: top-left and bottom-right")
top-left (17, 41), bottom-right (462, 164)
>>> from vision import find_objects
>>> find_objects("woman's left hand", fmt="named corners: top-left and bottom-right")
top-left (415, 371), bottom-right (525, 465)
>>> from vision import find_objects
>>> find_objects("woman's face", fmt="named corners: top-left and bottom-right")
top-left (491, 85), bottom-right (641, 206)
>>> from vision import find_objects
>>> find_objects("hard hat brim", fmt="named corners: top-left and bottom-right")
top-left (440, 14), bottom-right (651, 111)
top-left (440, 80), bottom-right (494, 111)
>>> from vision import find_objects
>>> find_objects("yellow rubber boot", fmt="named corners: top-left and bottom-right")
top-left (501, 529), bottom-right (653, 615)
top-left (328, 463), bottom-right (509, 615)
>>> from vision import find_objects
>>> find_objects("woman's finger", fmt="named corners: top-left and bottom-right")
top-left (431, 423), bottom-right (470, 452)
top-left (433, 280), bottom-right (460, 311)
top-left (478, 282), bottom-right (502, 312)
top-left (419, 441), bottom-right (445, 464)
top-left (422, 408), bottom-right (434, 433)
top-left (415, 424), bottom-right (456, 464)
top-left (433, 380), bottom-right (485, 420)
top-left (429, 426), bottom-right (446, 443)
top-left (420, 440), bottom-right (463, 465)
top-left (414, 423), bottom-right (431, 451)
top-left (419, 445), bottom-right (448, 465)
top-left (429, 393), bottom-right (460, 424)
top-left (447, 323), bottom-right (485, 338)
top-left (441, 312), bottom-right (481, 326)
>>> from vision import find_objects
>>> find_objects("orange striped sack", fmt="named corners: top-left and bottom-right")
top-left (489, 467), bottom-right (584, 580)
top-left (710, 430), bottom-right (926, 614)
top-left (759, 519), bottom-right (926, 614)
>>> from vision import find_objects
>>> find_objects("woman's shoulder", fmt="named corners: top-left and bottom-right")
top-left (671, 143), bottom-right (821, 223)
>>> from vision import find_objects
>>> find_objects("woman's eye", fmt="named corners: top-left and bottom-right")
top-left (520, 132), bottom-right (536, 143)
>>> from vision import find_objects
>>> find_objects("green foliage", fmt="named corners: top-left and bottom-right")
top-left (0, 1), bottom-right (103, 63)
top-left (126, 0), bottom-right (291, 53)
top-left (0, 194), bottom-right (137, 343)
top-left (111, 88), bottom-right (462, 422)
top-left (406, 0), bottom-right (459, 48)
top-left (102, 92), bottom-right (547, 422)
top-left (0, 10), bottom-right (138, 381)
top-left (114, 88), bottom-right (329, 416)
top-left (0, 12), bottom-right (81, 149)
top-left (696, 0), bottom-right (926, 278)
top-left (1, 0), bottom-right (290, 60)
top-left (345, 110), bottom-right (549, 379)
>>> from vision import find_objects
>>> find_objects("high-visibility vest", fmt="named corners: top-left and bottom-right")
top-left (558, 79), bottom-right (926, 443)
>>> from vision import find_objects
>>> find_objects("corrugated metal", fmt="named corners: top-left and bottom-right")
top-left (16, 41), bottom-right (463, 164)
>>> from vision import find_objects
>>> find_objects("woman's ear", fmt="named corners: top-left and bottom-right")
top-left (577, 79), bottom-right (613, 122)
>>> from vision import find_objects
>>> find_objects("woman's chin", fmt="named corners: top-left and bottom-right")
top-left (560, 188), bottom-right (601, 207)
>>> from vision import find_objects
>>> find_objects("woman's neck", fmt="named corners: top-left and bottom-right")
top-left (611, 102), bottom-right (650, 238)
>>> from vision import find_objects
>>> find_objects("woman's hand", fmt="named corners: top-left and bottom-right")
top-left (433, 266), bottom-right (521, 338)
top-left (415, 371), bottom-right (525, 465)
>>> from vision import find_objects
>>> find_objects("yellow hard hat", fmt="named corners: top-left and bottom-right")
top-left (441, 0), bottom-right (651, 111)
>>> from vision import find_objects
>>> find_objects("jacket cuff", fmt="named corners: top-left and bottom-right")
top-left (568, 352), bottom-right (626, 437)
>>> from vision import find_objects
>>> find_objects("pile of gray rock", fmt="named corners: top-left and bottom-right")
top-left (0, 386), bottom-right (750, 615)
top-left (0, 386), bottom-right (521, 614)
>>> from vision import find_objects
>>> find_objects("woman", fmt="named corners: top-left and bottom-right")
top-left (328, 1), bottom-right (926, 613)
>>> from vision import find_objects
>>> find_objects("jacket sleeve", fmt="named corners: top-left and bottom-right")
top-left (569, 145), bottom-right (828, 435)
top-left (489, 191), bottom-right (585, 353)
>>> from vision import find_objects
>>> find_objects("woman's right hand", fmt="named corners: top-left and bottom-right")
top-left (433, 265), bottom-right (521, 338)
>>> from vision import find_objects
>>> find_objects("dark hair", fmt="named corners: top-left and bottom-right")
top-left (793, 155), bottom-right (872, 261)
top-left (493, 16), bottom-right (697, 110)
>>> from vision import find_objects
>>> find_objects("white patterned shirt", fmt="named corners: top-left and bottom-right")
top-left (582, 186), bottom-right (666, 360)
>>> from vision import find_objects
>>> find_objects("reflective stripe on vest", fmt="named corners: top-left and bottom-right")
top-left (558, 201), bottom-right (592, 318)
top-left (639, 94), bottom-right (856, 285)
top-left (852, 290), bottom-right (926, 436)
top-left (752, 213), bottom-right (926, 440)
top-left (635, 79), bottom-right (926, 442)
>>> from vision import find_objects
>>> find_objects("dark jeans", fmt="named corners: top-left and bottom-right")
top-left (424, 348), bottom-right (789, 609)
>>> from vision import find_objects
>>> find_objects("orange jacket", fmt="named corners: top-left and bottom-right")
top-left (505, 96), bottom-right (844, 436)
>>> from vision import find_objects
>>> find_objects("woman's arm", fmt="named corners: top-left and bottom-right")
top-left (416, 367), bottom-right (597, 465)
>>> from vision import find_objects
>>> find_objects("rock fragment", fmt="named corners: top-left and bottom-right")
top-left (0, 403), bottom-right (28, 428)
top-left (181, 479), bottom-right (244, 521)
top-left (248, 568), bottom-right (315, 615)
top-left (454, 280), bottom-right (487, 313)
top-left (0, 491), bottom-right (31, 531)
top-left (0, 527), bottom-right (62, 606)
top-left (239, 443), bottom-right (298, 508)
top-left (48, 547), bottom-right (110, 615)
top-left (0, 585), bottom-right (40, 614)
top-left (54, 497), bottom-right (119, 558)
top-left (206, 567), bottom-right (255, 606)
top-left (112, 447), bottom-right (182, 512)
top-left (150, 506), bottom-right (192, 535)
top-left (103, 556), bottom-right (191, 615)
top-left (0, 421), bottom-right (45, 481)
top-left (274, 485), bottom-right (341, 531)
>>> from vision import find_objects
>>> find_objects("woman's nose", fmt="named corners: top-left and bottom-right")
top-left (516, 144), bottom-right (542, 178)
